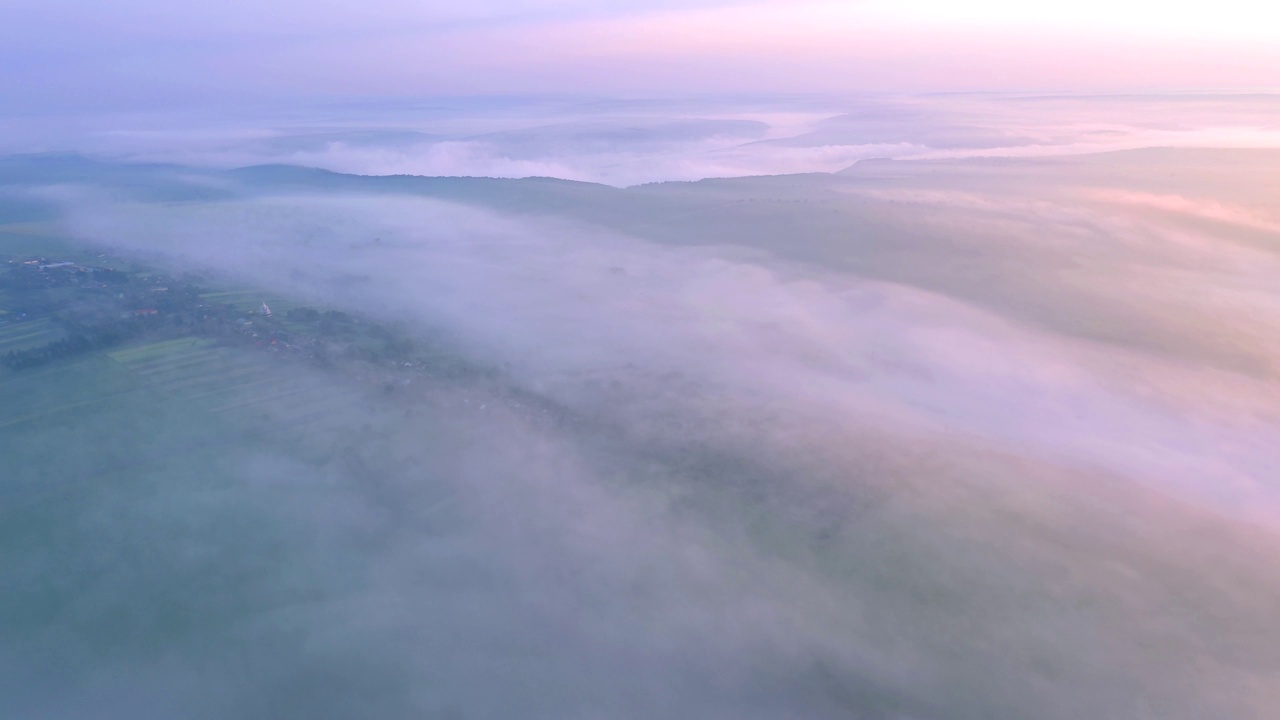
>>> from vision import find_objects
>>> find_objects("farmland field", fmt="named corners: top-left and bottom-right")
top-left (0, 317), bottom-right (65, 354)
top-left (0, 336), bottom-right (416, 708)
top-left (199, 289), bottom-right (299, 314)
top-left (0, 226), bottom-right (122, 268)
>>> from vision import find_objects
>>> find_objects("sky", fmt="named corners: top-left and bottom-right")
top-left (2, 0), bottom-right (1279, 112)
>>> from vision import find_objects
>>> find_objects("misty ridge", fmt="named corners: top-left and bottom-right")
top-left (2, 93), bottom-right (1280, 720)
top-left (7, 93), bottom-right (1280, 185)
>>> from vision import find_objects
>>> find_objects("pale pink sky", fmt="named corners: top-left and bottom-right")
top-left (2, 0), bottom-right (1278, 109)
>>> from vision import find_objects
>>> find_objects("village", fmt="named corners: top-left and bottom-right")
top-left (0, 252), bottom-right (484, 388)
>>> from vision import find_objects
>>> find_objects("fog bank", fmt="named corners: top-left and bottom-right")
top-left (2, 146), bottom-right (1273, 718)
top-left (6, 93), bottom-right (1280, 185)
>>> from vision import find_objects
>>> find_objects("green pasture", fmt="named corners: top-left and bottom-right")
top-left (0, 318), bottom-right (66, 354)
top-left (0, 226), bottom-right (125, 269)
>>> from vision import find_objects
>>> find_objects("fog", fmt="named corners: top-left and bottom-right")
top-left (3, 0), bottom-right (1279, 709)
top-left (6, 93), bottom-right (1280, 185)
top-left (2, 130), bottom-right (1277, 719)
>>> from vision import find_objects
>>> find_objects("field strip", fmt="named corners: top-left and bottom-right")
top-left (127, 351), bottom-right (229, 377)
top-left (199, 290), bottom-right (257, 297)
top-left (198, 291), bottom-right (260, 303)
top-left (0, 387), bottom-right (147, 430)
top-left (121, 345), bottom-right (219, 368)
top-left (170, 374), bottom-right (284, 402)
top-left (119, 337), bottom-right (220, 359)
top-left (146, 358), bottom-right (259, 386)
top-left (108, 338), bottom-right (214, 362)
top-left (0, 320), bottom-right (53, 335)
top-left (0, 356), bottom-right (110, 390)
top-left (208, 383), bottom-right (331, 413)
top-left (0, 329), bottom-right (53, 345)
top-left (0, 336), bottom-right (57, 352)
top-left (0, 326), bottom-right (56, 340)
top-left (0, 321), bottom-right (52, 337)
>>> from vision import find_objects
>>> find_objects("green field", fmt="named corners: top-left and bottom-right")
top-left (0, 337), bottom-right (380, 671)
top-left (0, 226), bottom-right (376, 453)
top-left (199, 289), bottom-right (301, 315)
top-left (107, 337), bottom-right (368, 439)
top-left (0, 318), bottom-right (66, 355)
top-left (0, 226), bottom-right (126, 268)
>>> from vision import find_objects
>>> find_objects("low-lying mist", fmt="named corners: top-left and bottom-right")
top-left (7, 93), bottom-right (1280, 185)
top-left (2, 145), bottom-right (1272, 719)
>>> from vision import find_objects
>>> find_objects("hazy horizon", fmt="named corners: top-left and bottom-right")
top-left (6, 92), bottom-right (1280, 187)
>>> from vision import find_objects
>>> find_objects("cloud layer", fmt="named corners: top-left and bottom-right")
top-left (8, 94), bottom-right (1280, 187)
top-left (5, 144), bottom-right (1274, 718)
